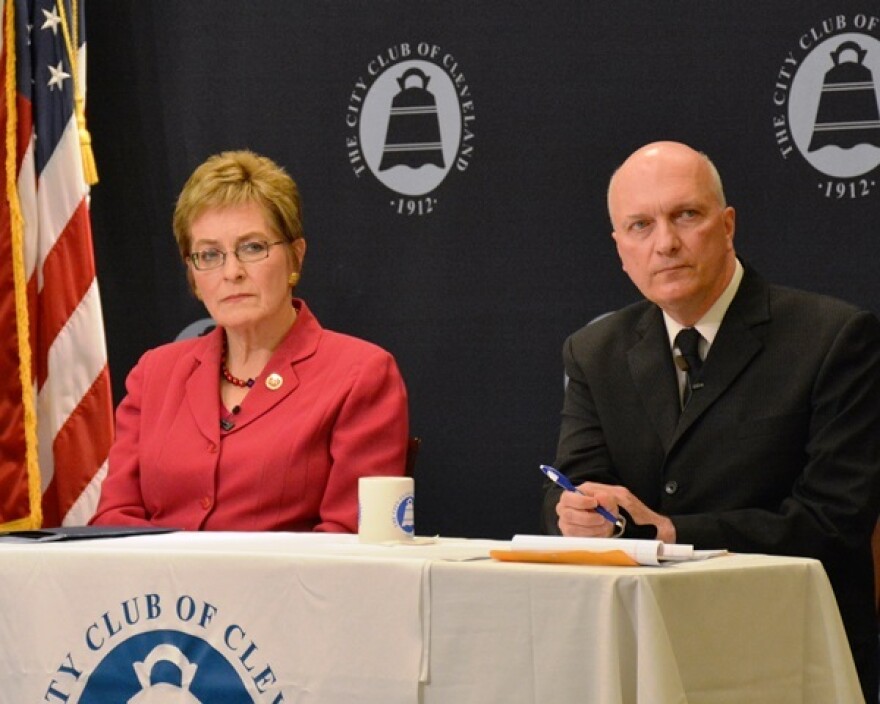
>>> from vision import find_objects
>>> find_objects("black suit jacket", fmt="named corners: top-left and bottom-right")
top-left (543, 265), bottom-right (880, 698)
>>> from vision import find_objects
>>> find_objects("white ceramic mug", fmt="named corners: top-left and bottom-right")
top-left (358, 476), bottom-right (415, 544)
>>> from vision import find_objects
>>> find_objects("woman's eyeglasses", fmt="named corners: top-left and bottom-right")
top-left (189, 240), bottom-right (286, 271)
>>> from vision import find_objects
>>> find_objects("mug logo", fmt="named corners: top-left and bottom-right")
top-left (394, 493), bottom-right (415, 535)
top-left (772, 14), bottom-right (880, 199)
top-left (346, 43), bottom-right (476, 216)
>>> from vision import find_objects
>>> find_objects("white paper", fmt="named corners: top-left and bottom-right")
top-left (511, 534), bottom-right (726, 566)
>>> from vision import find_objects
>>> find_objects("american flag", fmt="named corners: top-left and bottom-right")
top-left (0, 0), bottom-right (113, 529)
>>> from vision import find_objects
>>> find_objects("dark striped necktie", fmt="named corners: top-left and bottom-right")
top-left (675, 327), bottom-right (704, 409)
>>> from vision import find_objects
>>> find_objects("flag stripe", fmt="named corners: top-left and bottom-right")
top-left (32, 118), bottom-right (86, 287)
top-left (42, 364), bottom-right (113, 525)
top-left (61, 458), bottom-right (108, 526)
top-left (16, 135), bottom-right (36, 272)
top-left (36, 199), bottom-right (95, 384)
top-left (38, 279), bottom-right (108, 463)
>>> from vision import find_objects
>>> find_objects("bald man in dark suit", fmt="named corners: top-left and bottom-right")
top-left (542, 141), bottom-right (880, 701)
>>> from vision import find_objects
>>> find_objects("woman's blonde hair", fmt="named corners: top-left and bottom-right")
top-left (173, 150), bottom-right (303, 260)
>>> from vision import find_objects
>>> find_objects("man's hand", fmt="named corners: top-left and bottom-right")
top-left (556, 481), bottom-right (676, 543)
top-left (555, 483), bottom-right (620, 538)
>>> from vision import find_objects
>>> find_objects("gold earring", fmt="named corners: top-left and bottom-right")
top-left (288, 271), bottom-right (300, 287)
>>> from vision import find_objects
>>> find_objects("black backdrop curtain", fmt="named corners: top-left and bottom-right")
top-left (85, 0), bottom-right (880, 538)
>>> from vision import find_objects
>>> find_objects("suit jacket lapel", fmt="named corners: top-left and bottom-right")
top-left (628, 306), bottom-right (680, 452)
top-left (186, 328), bottom-right (224, 444)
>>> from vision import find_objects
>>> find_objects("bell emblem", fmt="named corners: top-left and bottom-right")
top-left (380, 67), bottom-right (445, 171)
top-left (809, 40), bottom-right (880, 152)
top-left (128, 644), bottom-right (202, 703)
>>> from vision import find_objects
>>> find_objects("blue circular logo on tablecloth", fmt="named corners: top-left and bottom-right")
top-left (79, 630), bottom-right (252, 703)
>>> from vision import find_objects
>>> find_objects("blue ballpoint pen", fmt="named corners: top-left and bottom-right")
top-left (539, 464), bottom-right (626, 532)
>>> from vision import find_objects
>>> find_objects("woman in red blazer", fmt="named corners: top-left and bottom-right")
top-left (91, 151), bottom-right (409, 532)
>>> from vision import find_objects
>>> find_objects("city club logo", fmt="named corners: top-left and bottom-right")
top-left (772, 13), bottom-right (880, 199)
top-left (43, 593), bottom-right (283, 703)
top-left (394, 492), bottom-right (415, 535)
top-left (346, 42), bottom-right (476, 216)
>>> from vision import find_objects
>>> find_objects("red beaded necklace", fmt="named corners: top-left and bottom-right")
top-left (221, 341), bottom-right (255, 388)
top-left (221, 364), bottom-right (255, 388)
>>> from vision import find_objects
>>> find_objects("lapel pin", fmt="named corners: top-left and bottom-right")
top-left (265, 373), bottom-right (283, 391)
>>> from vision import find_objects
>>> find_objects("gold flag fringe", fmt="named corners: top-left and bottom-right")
top-left (3, 0), bottom-right (42, 530)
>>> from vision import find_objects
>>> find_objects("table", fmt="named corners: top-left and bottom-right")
top-left (0, 532), bottom-right (862, 703)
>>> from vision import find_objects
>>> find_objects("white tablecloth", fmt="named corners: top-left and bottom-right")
top-left (424, 552), bottom-right (862, 703)
top-left (0, 532), bottom-right (862, 703)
